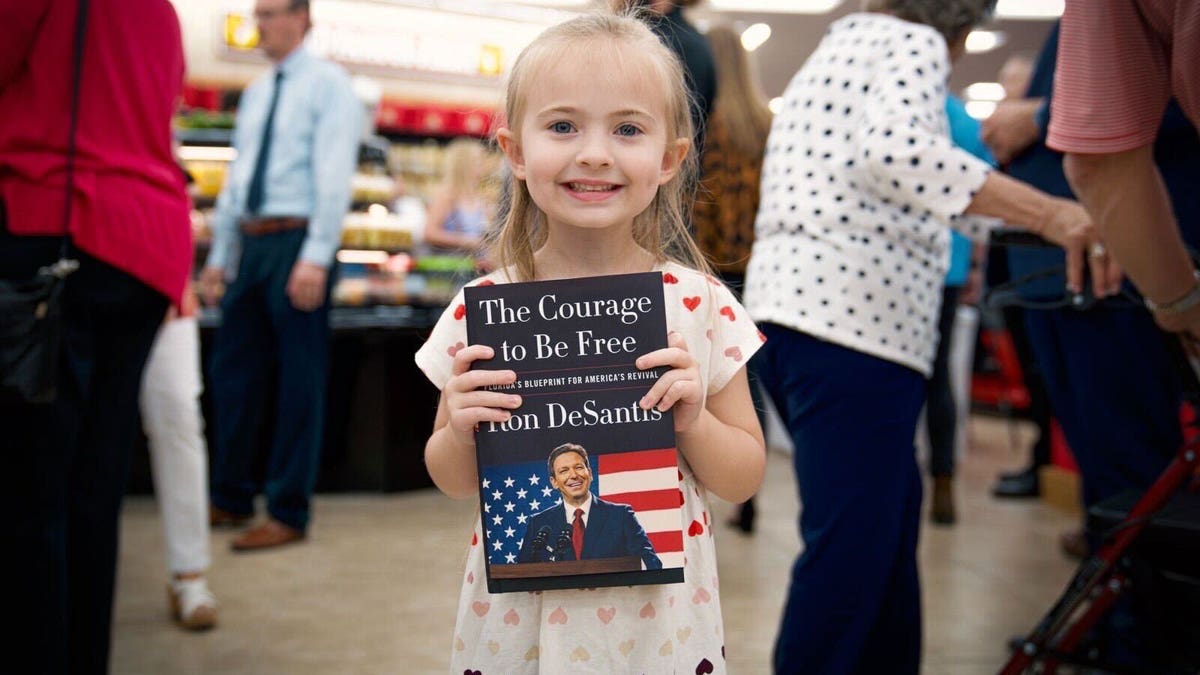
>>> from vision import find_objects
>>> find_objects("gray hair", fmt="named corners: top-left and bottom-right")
top-left (863, 0), bottom-right (997, 44)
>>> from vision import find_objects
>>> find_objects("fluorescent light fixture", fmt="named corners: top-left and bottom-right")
top-left (337, 249), bottom-right (391, 265)
top-left (965, 82), bottom-right (1006, 102)
top-left (177, 145), bottom-right (238, 162)
top-left (740, 23), bottom-right (772, 52)
top-left (965, 30), bottom-right (1005, 54)
top-left (505, 0), bottom-right (588, 6)
top-left (768, 97), bottom-right (784, 115)
top-left (965, 101), bottom-right (997, 119)
top-left (709, 0), bottom-right (842, 14)
top-left (995, 0), bottom-right (1063, 19)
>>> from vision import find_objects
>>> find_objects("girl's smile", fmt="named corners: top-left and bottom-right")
top-left (563, 179), bottom-right (624, 201)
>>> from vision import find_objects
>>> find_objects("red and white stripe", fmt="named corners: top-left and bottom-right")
top-left (597, 448), bottom-right (685, 569)
top-left (1049, 0), bottom-right (1200, 154)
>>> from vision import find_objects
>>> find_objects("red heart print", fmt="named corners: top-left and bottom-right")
top-left (703, 511), bottom-right (708, 526)
top-left (758, 330), bottom-right (767, 343)
top-left (453, 304), bottom-right (466, 320)
top-left (706, 275), bottom-right (720, 286)
top-left (693, 587), bottom-right (712, 604)
top-left (504, 609), bottom-right (520, 625)
top-left (663, 272), bottom-right (679, 284)
top-left (696, 658), bottom-right (715, 674)
top-left (466, 571), bottom-right (474, 584)
top-left (472, 601), bottom-right (490, 617)
top-left (688, 520), bottom-right (704, 536)
top-left (706, 329), bottom-right (713, 341)
top-left (548, 607), bottom-right (568, 624)
top-left (724, 346), bottom-right (743, 362)
top-left (596, 607), bottom-right (616, 624)
top-left (678, 469), bottom-right (684, 481)
top-left (678, 489), bottom-right (686, 506)
top-left (639, 602), bottom-right (656, 619)
top-left (683, 296), bottom-right (701, 312)
top-left (719, 306), bottom-right (736, 321)
top-left (471, 532), bottom-right (478, 546)
top-left (477, 279), bottom-right (495, 286)
top-left (447, 341), bottom-right (465, 357)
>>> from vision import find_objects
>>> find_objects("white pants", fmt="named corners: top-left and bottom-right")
top-left (139, 317), bottom-right (211, 575)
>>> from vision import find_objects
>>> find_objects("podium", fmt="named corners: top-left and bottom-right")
top-left (490, 556), bottom-right (642, 579)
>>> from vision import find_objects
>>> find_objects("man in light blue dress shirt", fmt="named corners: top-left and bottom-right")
top-left (198, 0), bottom-right (362, 551)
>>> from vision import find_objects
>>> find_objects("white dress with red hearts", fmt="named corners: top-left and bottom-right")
top-left (415, 262), bottom-right (764, 675)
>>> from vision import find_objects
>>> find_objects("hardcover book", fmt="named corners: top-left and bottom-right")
top-left (464, 271), bottom-right (685, 593)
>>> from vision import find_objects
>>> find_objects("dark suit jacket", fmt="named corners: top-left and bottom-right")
top-left (517, 496), bottom-right (663, 570)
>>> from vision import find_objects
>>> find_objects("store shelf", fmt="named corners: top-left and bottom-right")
top-left (197, 304), bottom-right (442, 331)
top-left (176, 127), bottom-right (234, 146)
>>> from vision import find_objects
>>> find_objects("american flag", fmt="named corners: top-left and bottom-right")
top-left (480, 447), bottom-right (684, 569)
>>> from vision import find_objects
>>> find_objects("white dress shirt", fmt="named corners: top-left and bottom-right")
top-left (206, 45), bottom-right (363, 270)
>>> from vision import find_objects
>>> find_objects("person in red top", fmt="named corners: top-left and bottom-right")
top-left (0, 1), bottom-right (191, 672)
top-left (1050, 0), bottom-right (1200, 335)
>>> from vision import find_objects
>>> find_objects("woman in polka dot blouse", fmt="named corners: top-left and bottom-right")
top-left (743, 2), bottom-right (1121, 673)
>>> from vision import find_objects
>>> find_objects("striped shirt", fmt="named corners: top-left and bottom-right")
top-left (1048, 0), bottom-right (1200, 154)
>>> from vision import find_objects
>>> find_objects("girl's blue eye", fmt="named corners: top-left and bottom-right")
top-left (550, 121), bottom-right (574, 134)
top-left (616, 123), bottom-right (641, 137)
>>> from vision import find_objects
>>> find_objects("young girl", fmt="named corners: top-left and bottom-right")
top-left (415, 12), bottom-right (765, 674)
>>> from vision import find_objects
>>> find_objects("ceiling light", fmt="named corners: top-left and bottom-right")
top-left (965, 101), bottom-right (997, 119)
top-left (965, 82), bottom-right (1006, 102)
top-left (965, 30), bottom-right (1005, 54)
top-left (709, 0), bottom-right (842, 14)
top-left (768, 97), bottom-right (784, 115)
top-left (741, 23), bottom-right (772, 52)
top-left (994, 0), bottom-right (1064, 19)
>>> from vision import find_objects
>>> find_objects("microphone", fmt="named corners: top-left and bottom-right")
top-left (555, 527), bottom-right (573, 561)
top-left (530, 526), bottom-right (552, 561)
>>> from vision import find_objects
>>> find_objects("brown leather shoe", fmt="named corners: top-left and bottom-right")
top-left (930, 475), bottom-right (957, 525)
top-left (209, 506), bottom-right (252, 528)
top-left (230, 519), bottom-right (305, 552)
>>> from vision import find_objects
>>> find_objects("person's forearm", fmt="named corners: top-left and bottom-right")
top-left (424, 425), bottom-right (480, 499)
top-left (1064, 147), bottom-right (1194, 305)
top-left (676, 408), bottom-right (764, 504)
top-left (963, 171), bottom-right (1055, 234)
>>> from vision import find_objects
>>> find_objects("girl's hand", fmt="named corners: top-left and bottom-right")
top-left (444, 345), bottom-right (522, 447)
top-left (636, 331), bottom-right (703, 433)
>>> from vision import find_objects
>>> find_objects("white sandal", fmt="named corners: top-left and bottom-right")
top-left (167, 577), bottom-right (218, 631)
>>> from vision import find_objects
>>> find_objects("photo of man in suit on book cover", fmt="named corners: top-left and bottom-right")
top-left (518, 443), bottom-right (662, 570)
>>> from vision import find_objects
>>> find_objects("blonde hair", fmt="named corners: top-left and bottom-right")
top-left (440, 137), bottom-right (486, 201)
top-left (707, 25), bottom-right (773, 158)
top-left (488, 11), bottom-right (710, 282)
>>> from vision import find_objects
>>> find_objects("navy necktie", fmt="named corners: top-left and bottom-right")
top-left (245, 70), bottom-right (283, 214)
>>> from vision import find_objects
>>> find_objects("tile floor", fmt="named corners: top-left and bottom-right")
top-left (112, 416), bottom-right (1078, 674)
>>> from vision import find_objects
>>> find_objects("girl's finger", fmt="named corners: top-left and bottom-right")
top-left (636, 347), bottom-right (692, 371)
top-left (451, 390), bottom-right (523, 411)
top-left (451, 344), bottom-right (498, 375)
top-left (655, 378), bottom-right (697, 412)
top-left (448, 368), bottom-right (517, 393)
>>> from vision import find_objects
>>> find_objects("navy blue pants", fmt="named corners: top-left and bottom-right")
top-left (1024, 306), bottom-right (1179, 510)
top-left (758, 324), bottom-right (926, 675)
top-left (1, 224), bottom-right (167, 674)
top-left (209, 229), bottom-right (331, 532)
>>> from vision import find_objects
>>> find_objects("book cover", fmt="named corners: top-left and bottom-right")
top-left (463, 271), bottom-right (685, 593)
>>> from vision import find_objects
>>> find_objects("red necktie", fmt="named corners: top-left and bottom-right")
top-left (572, 508), bottom-right (584, 560)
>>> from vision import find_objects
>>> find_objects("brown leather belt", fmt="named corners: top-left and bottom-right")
top-left (238, 216), bottom-right (308, 236)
